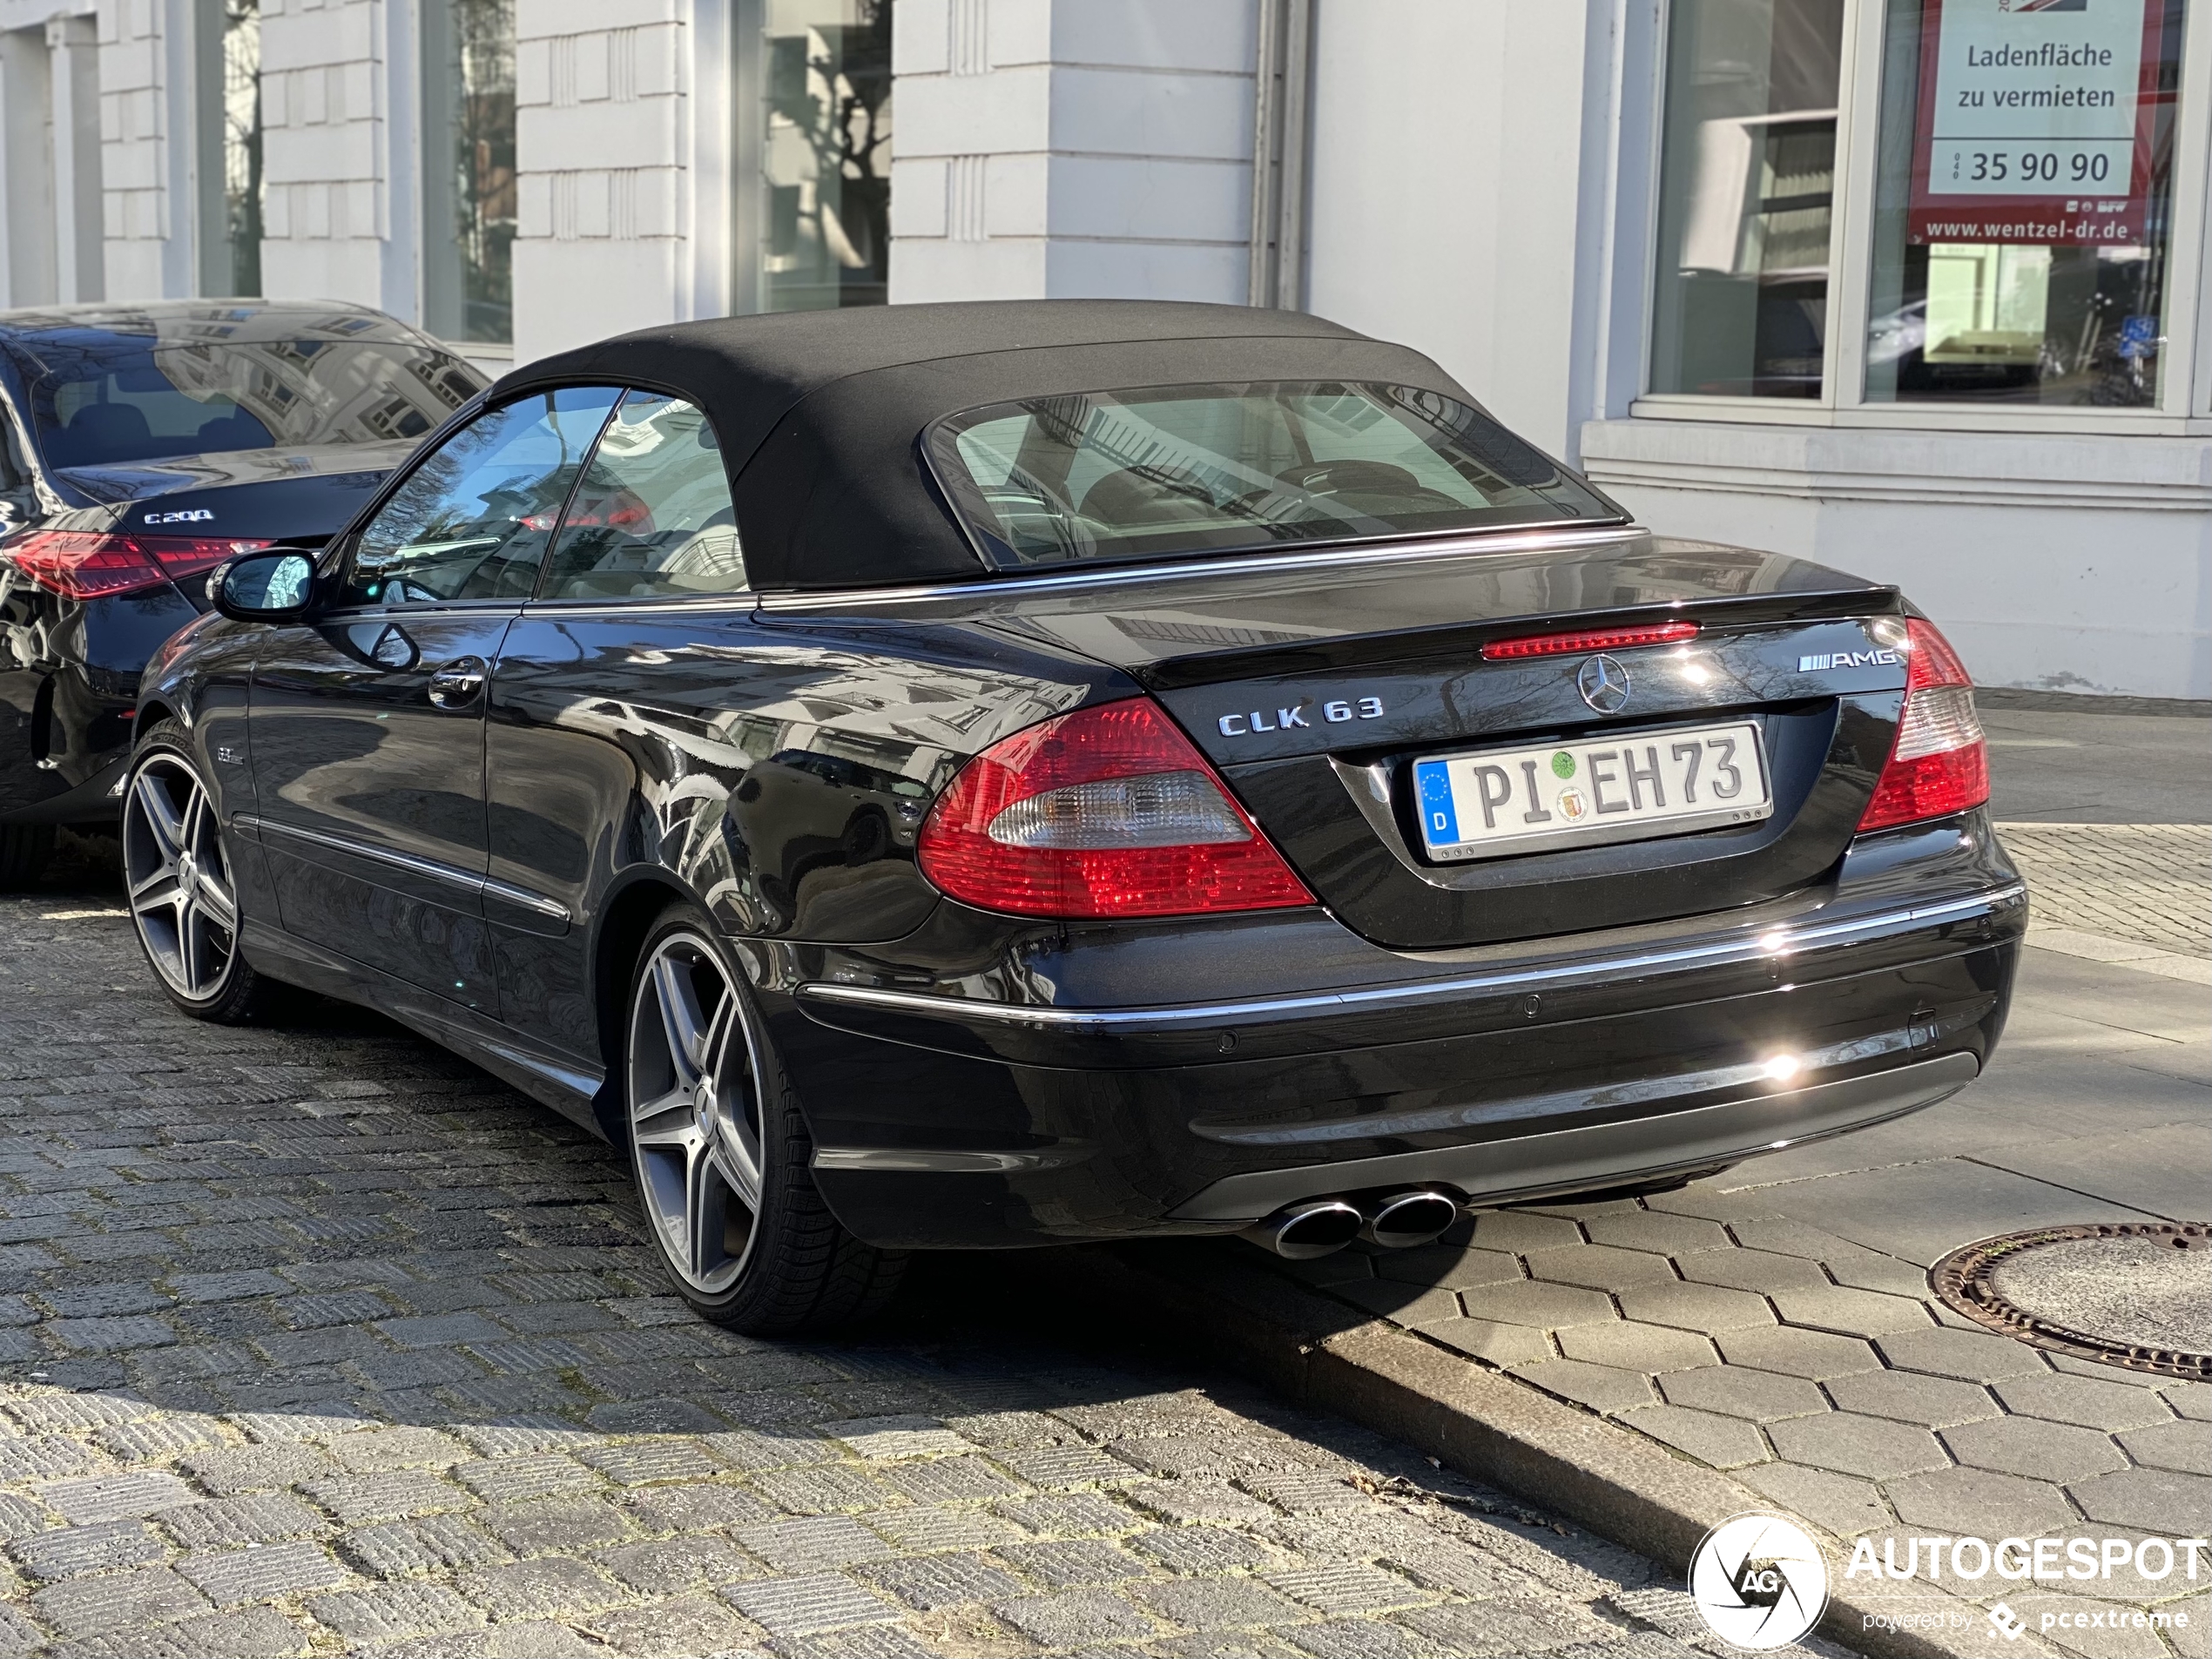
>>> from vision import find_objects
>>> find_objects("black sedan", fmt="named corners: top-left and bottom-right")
top-left (0, 300), bottom-right (487, 887)
top-left (129, 301), bottom-right (2023, 1333)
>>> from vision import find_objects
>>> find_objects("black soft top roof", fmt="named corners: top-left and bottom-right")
top-left (493, 300), bottom-right (1480, 591)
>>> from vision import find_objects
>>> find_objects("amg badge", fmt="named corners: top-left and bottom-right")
top-left (1799, 650), bottom-right (1901, 671)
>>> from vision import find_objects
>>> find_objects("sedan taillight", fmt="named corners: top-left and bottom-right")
top-left (2, 529), bottom-right (272, 600)
top-left (1857, 618), bottom-right (1989, 832)
top-left (917, 698), bottom-right (1315, 920)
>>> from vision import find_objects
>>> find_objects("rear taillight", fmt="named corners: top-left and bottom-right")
top-left (917, 698), bottom-right (1315, 920)
top-left (1858, 618), bottom-right (1988, 832)
top-left (1, 529), bottom-right (271, 600)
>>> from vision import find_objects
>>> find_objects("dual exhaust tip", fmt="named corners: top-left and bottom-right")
top-left (1242, 1188), bottom-right (1460, 1259)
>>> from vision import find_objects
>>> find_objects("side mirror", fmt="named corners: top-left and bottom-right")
top-left (212, 548), bottom-right (319, 622)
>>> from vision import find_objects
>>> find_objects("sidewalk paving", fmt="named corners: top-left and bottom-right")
top-left (1244, 707), bottom-right (2211, 1659)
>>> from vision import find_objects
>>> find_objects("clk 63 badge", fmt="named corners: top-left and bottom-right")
top-left (1218, 697), bottom-right (1384, 737)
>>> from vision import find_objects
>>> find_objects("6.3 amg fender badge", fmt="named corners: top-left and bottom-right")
top-left (1575, 654), bottom-right (1631, 715)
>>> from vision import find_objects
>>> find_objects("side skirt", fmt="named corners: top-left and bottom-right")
top-left (239, 918), bottom-right (609, 1137)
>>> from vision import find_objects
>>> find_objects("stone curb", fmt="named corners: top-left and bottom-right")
top-left (2027, 927), bottom-right (2212, 985)
top-left (1054, 1240), bottom-right (2063, 1659)
top-left (1977, 688), bottom-right (2212, 718)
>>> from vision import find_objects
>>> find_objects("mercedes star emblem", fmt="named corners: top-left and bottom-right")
top-left (1576, 654), bottom-right (1632, 714)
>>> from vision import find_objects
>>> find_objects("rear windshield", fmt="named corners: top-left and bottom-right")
top-left (25, 340), bottom-right (487, 470)
top-left (925, 381), bottom-right (1622, 570)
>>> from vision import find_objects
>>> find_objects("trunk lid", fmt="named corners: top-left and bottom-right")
top-left (964, 529), bottom-right (1912, 948)
top-left (55, 440), bottom-right (412, 540)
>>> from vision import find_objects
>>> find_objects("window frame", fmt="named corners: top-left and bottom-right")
top-left (1632, 0), bottom-right (2212, 435)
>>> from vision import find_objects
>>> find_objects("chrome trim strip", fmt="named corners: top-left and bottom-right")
top-left (482, 876), bottom-right (573, 922)
top-left (755, 524), bottom-right (1647, 611)
top-left (795, 883), bottom-right (2026, 1032)
top-left (237, 813), bottom-right (483, 896)
top-left (476, 1035), bottom-right (603, 1103)
top-left (235, 813), bottom-right (573, 924)
top-left (520, 591), bottom-right (759, 619)
top-left (810, 1145), bottom-right (1096, 1174)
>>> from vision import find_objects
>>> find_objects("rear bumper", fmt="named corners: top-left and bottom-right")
top-left (794, 882), bottom-right (2021, 1071)
top-left (1, 582), bottom-right (192, 826)
top-left (775, 822), bottom-right (2024, 1248)
top-left (0, 752), bottom-right (127, 826)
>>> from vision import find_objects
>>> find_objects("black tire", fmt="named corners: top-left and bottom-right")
top-left (623, 899), bottom-right (907, 1333)
top-left (121, 721), bottom-right (280, 1024)
top-left (0, 822), bottom-right (54, 891)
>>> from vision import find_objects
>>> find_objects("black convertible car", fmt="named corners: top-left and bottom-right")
top-left (128, 301), bottom-right (2023, 1332)
top-left (0, 300), bottom-right (486, 887)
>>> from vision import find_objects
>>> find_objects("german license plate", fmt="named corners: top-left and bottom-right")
top-left (1413, 720), bottom-right (1772, 862)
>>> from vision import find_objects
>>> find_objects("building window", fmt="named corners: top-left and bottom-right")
top-left (736, 0), bottom-right (892, 314)
top-left (422, 0), bottom-right (517, 345)
top-left (1865, 0), bottom-right (2187, 408)
top-left (1641, 0), bottom-right (2202, 419)
top-left (197, 0), bottom-right (264, 299)
top-left (1649, 0), bottom-right (1845, 398)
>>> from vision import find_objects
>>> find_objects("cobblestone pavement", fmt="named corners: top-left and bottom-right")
top-left (0, 850), bottom-right (1839, 1659)
top-left (1999, 824), bottom-right (2210, 958)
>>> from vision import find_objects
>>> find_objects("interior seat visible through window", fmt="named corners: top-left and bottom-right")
top-left (538, 390), bottom-right (747, 601)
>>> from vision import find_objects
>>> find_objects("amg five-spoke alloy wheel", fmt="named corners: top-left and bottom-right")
top-left (629, 928), bottom-right (766, 1295)
top-left (624, 903), bottom-right (906, 1332)
top-left (123, 723), bottom-right (275, 1022)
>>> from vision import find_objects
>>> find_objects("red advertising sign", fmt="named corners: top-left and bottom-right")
top-left (1908, 0), bottom-right (2168, 246)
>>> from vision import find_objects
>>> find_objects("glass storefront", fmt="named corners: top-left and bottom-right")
top-left (1865, 0), bottom-right (2187, 406)
top-left (1646, 0), bottom-right (2196, 413)
top-left (1649, 0), bottom-right (1847, 398)
top-left (421, 0), bottom-right (517, 345)
top-left (196, 0), bottom-right (263, 299)
top-left (737, 0), bottom-right (892, 313)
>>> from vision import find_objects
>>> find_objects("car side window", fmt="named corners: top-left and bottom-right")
top-left (342, 385), bottom-right (622, 607)
top-left (537, 390), bottom-right (745, 602)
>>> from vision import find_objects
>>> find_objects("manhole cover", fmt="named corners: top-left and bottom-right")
top-left (1932, 1223), bottom-right (2212, 1379)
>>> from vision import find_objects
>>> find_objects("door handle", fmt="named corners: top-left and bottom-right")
top-left (427, 658), bottom-right (488, 711)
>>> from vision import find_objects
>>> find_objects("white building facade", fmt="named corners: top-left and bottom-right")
top-left (2, 0), bottom-right (2204, 698)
